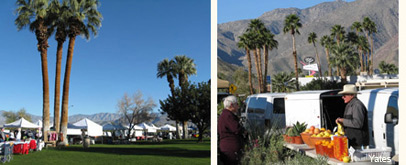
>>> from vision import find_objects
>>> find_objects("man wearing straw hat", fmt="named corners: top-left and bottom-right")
top-left (336, 84), bottom-right (369, 149)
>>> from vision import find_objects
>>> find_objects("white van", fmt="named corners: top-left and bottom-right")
top-left (357, 88), bottom-right (398, 157)
top-left (242, 93), bottom-right (286, 130)
top-left (284, 88), bottom-right (399, 157)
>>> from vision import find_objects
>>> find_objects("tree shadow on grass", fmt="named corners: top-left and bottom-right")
top-left (56, 145), bottom-right (209, 158)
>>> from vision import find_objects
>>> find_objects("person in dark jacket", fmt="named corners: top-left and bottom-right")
top-left (218, 95), bottom-right (244, 165)
top-left (336, 84), bottom-right (369, 149)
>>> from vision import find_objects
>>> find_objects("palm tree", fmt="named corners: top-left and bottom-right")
top-left (330, 24), bottom-right (345, 77)
top-left (355, 35), bottom-right (369, 73)
top-left (15, 0), bottom-right (52, 142)
top-left (345, 32), bottom-right (361, 73)
top-left (174, 55), bottom-right (197, 139)
top-left (157, 58), bottom-right (181, 139)
top-left (247, 19), bottom-right (266, 93)
top-left (48, 0), bottom-right (69, 133)
top-left (262, 30), bottom-right (278, 92)
top-left (362, 17), bottom-right (377, 75)
top-left (283, 14), bottom-right (302, 90)
top-left (157, 59), bottom-right (177, 96)
top-left (331, 24), bottom-right (345, 46)
top-left (308, 32), bottom-right (322, 77)
top-left (237, 32), bottom-right (255, 94)
top-left (271, 72), bottom-right (295, 93)
top-left (330, 43), bottom-right (358, 84)
top-left (320, 35), bottom-right (334, 77)
top-left (60, 0), bottom-right (102, 145)
top-left (351, 21), bottom-right (363, 36)
top-left (378, 61), bottom-right (398, 74)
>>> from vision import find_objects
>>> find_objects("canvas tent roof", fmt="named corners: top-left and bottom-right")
top-left (126, 124), bottom-right (143, 130)
top-left (217, 79), bottom-right (229, 89)
top-left (137, 123), bottom-right (157, 133)
top-left (4, 118), bottom-right (40, 128)
top-left (35, 120), bottom-right (42, 128)
top-left (70, 118), bottom-right (103, 136)
top-left (159, 124), bottom-right (176, 131)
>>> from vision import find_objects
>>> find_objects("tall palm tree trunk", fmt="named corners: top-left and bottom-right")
top-left (54, 41), bottom-right (63, 133)
top-left (369, 38), bottom-right (374, 74)
top-left (40, 45), bottom-right (50, 143)
top-left (257, 48), bottom-right (264, 93)
top-left (246, 48), bottom-right (254, 94)
top-left (263, 46), bottom-right (269, 92)
top-left (167, 76), bottom-right (175, 96)
top-left (291, 34), bottom-right (299, 91)
top-left (253, 49), bottom-right (262, 93)
top-left (60, 36), bottom-right (76, 145)
top-left (325, 48), bottom-right (332, 77)
top-left (358, 47), bottom-right (364, 73)
top-left (336, 67), bottom-right (340, 77)
top-left (365, 50), bottom-right (370, 73)
top-left (314, 43), bottom-right (322, 78)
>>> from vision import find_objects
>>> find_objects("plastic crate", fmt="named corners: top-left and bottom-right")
top-left (352, 147), bottom-right (392, 162)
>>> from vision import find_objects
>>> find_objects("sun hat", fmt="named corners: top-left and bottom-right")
top-left (338, 84), bottom-right (358, 95)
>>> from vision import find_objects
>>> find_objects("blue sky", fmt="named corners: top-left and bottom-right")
top-left (0, 0), bottom-right (210, 116)
top-left (218, 0), bottom-right (355, 24)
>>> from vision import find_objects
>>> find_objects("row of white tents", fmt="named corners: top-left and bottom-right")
top-left (3, 118), bottom-right (178, 137)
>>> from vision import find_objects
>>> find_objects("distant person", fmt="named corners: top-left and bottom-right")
top-left (0, 128), bottom-right (5, 142)
top-left (9, 130), bottom-right (15, 140)
top-left (168, 132), bottom-right (173, 140)
top-left (336, 84), bottom-right (369, 149)
top-left (35, 128), bottom-right (42, 140)
top-left (27, 130), bottom-right (34, 139)
top-left (218, 96), bottom-right (245, 165)
top-left (16, 128), bottom-right (22, 141)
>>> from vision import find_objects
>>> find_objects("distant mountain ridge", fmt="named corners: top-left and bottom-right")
top-left (218, 0), bottom-right (398, 80)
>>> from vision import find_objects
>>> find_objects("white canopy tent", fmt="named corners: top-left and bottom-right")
top-left (35, 120), bottom-right (42, 128)
top-left (127, 124), bottom-right (144, 130)
top-left (159, 124), bottom-right (176, 131)
top-left (68, 118), bottom-right (103, 136)
top-left (4, 118), bottom-right (40, 128)
top-left (137, 123), bottom-right (157, 133)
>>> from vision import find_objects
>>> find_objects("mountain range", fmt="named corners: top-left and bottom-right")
top-left (217, 0), bottom-right (398, 80)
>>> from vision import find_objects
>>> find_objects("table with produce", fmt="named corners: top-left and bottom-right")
top-left (282, 122), bottom-right (391, 164)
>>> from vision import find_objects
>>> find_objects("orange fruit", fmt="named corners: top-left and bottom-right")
top-left (310, 126), bottom-right (315, 131)
top-left (314, 128), bottom-right (320, 134)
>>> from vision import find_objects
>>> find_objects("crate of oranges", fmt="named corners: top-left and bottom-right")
top-left (315, 140), bottom-right (334, 158)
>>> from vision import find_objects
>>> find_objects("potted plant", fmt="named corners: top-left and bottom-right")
top-left (286, 127), bottom-right (295, 143)
top-left (292, 121), bottom-right (307, 144)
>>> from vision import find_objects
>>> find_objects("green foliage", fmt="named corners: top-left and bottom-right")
top-left (286, 127), bottom-right (295, 137)
top-left (160, 81), bottom-right (210, 142)
top-left (292, 121), bottom-right (307, 136)
top-left (283, 153), bottom-right (329, 165)
top-left (272, 72), bottom-right (296, 93)
top-left (240, 122), bottom-right (328, 164)
top-left (232, 68), bottom-right (252, 95)
top-left (2, 108), bottom-right (32, 123)
top-left (378, 61), bottom-right (398, 74)
top-left (300, 78), bottom-right (343, 90)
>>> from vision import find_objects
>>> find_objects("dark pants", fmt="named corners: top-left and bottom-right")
top-left (220, 151), bottom-right (240, 165)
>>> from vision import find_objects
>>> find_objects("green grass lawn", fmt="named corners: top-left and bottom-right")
top-left (7, 139), bottom-right (210, 165)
